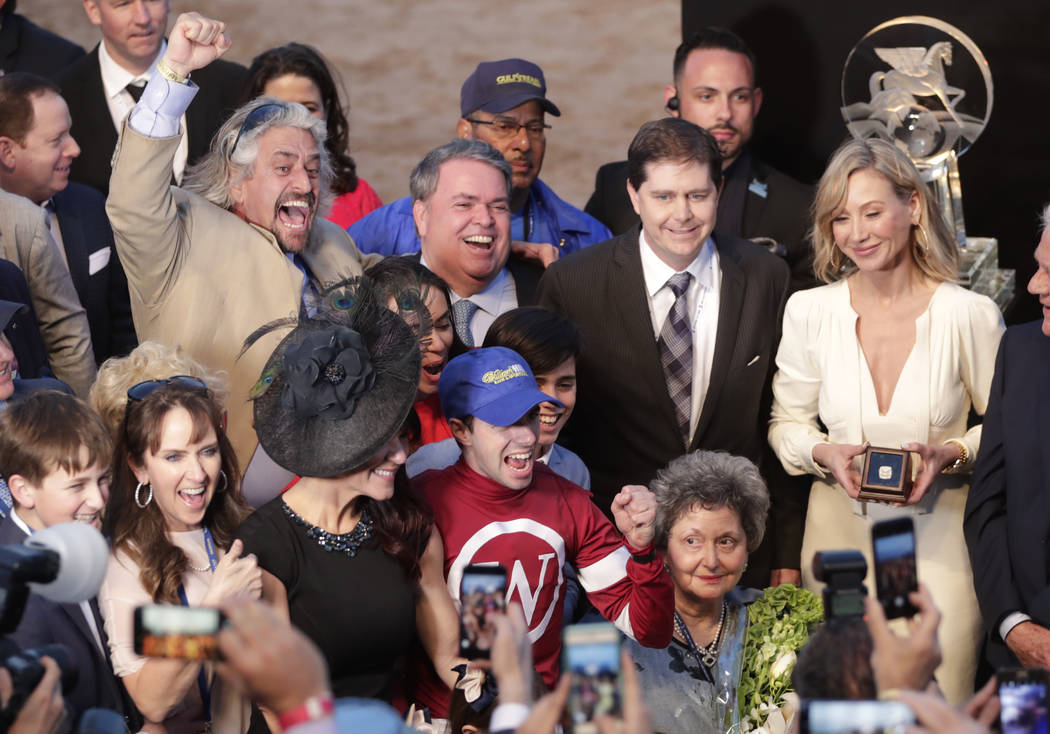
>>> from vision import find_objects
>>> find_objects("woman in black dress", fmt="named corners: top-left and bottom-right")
top-left (236, 280), bottom-right (459, 703)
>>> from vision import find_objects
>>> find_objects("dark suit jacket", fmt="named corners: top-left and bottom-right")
top-left (0, 12), bottom-right (84, 78)
top-left (0, 515), bottom-right (140, 728)
top-left (537, 229), bottom-right (805, 579)
top-left (51, 183), bottom-right (136, 362)
top-left (56, 46), bottom-right (246, 195)
top-left (964, 321), bottom-right (1050, 668)
top-left (584, 154), bottom-right (816, 292)
top-left (0, 258), bottom-right (50, 379)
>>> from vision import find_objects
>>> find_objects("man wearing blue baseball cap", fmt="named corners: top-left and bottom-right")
top-left (347, 58), bottom-right (610, 266)
top-left (409, 346), bottom-right (673, 718)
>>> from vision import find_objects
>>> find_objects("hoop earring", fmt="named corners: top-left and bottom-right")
top-left (914, 223), bottom-right (930, 256)
top-left (134, 482), bottom-right (153, 508)
top-left (217, 470), bottom-right (228, 492)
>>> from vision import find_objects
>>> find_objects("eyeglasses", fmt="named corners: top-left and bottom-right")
top-left (231, 102), bottom-right (286, 153)
top-left (465, 117), bottom-right (551, 141)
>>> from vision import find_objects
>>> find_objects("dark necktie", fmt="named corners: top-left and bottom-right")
top-left (125, 82), bottom-right (145, 103)
top-left (452, 299), bottom-right (479, 347)
top-left (658, 272), bottom-right (694, 445)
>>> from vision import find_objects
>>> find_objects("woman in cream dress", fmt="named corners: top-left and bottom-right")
top-left (768, 138), bottom-right (1003, 703)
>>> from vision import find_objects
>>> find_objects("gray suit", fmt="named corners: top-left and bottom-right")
top-left (0, 190), bottom-right (95, 396)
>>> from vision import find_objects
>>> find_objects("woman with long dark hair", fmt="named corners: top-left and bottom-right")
top-left (241, 43), bottom-right (381, 227)
top-left (235, 279), bottom-right (460, 706)
top-left (101, 379), bottom-right (257, 733)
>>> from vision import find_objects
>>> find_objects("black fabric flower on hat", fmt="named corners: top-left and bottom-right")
top-left (282, 326), bottom-right (376, 420)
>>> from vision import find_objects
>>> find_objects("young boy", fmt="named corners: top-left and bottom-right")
top-left (0, 390), bottom-right (139, 728)
top-left (407, 307), bottom-right (588, 487)
top-left (411, 347), bottom-right (673, 715)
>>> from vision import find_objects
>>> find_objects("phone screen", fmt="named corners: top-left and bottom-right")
top-left (1000, 671), bottom-right (1049, 734)
top-left (459, 564), bottom-right (507, 660)
top-left (802, 700), bottom-right (915, 734)
top-left (872, 518), bottom-right (918, 619)
top-left (133, 604), bottom-right (224, 660)
top-left (564, 623), bottom-right (622, 734)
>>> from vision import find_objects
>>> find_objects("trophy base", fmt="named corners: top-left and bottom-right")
top-left (960, 237), bottom-right (1015, 313)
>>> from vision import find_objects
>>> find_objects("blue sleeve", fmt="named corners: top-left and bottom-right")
top-left (128, 72), bottom-right (198, 138)
top-left (345, 197), bottom-right (421, 256)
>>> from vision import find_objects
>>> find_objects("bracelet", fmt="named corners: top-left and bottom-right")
top-left (276, 694), bottom-right (334, 730)
top-left (940, 439), bottom-right (968, 474)
top-left (156, 59), bottom-right (188, 84)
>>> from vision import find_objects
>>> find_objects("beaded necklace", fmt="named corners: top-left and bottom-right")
top-left (282, 502), bottom-right (374, 557)
top-left (673, 600), bottom-right (727, 668)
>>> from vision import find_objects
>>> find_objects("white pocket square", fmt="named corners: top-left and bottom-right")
top-left (746, 354), bottom-right (761, 367)
top-left (88, 247), bottom-right (111, 275)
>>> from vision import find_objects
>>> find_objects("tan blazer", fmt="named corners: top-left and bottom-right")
top-left (107, 123), bottom-right (376, 470)
top-left (0, 189), bottom-right (96, 396)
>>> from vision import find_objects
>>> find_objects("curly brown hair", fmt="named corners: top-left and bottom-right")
top-left (104, 384), bottom-right (249, 604)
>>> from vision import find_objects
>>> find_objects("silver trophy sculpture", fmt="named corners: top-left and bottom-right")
top-left (841, 16), bottom-right (1013, 308)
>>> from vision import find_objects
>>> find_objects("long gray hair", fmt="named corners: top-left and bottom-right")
top-left (183, 97), bottom-right (331, 211)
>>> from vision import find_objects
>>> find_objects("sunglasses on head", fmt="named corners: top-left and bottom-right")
top-left (124, 375), bottom-right (209, 423)
top-left (231, 102), bottom-right (286, 153)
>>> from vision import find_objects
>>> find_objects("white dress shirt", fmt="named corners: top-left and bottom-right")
top-left (419, 253), bottom-right (518, 346)
top-left (638, 231), bottom-right (721, 440)
top-left (98, 39), bottom-right (189, 182)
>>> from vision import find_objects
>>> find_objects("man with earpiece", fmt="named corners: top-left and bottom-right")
top-left (585, 27), bottom-right (816, 293)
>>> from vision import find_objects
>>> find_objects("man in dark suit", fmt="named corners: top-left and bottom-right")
top-left (585, 27), bottom-right (815, 292)
top-left (412, 138), bottom-right (544, 347)
top-left (54, 0), bottom-right (244, 195)
top-left (538, 118), bottom-right (802, 587)
top-left (0, 0), bottom-right (85, 78)
top-left (0, 391), bottom-right (138, 728)
top-left (0, 72), bottom-right (136, 363)
top-left (965, 207), bottom-right (1050, 670)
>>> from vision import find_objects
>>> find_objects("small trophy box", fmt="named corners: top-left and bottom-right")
top-left (859, 446), bottom-right (913, 502)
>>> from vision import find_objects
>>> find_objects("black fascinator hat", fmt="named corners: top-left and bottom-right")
top-left (242, 277), bottom-right (421, 478)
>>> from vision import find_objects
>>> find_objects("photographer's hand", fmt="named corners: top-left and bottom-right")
top-left (217, 598), bottom-right (330, 716)
top-left (1, 657), bottom-right (66, 734)
top-left (865, 584), bottom-right (942, 694)
top-left (898, 689), bottom-right (991, 734)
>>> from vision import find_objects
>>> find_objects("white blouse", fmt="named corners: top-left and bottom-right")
top-left (769, 279), bottom-right (1004, 506)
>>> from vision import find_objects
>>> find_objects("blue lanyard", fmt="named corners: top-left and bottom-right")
top-left (177, 527), bottom-right (219, 724)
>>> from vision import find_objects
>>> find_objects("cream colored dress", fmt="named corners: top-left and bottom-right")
top-left (769, 279), bottom-right (1004, 704)
top-left (98, 529), bottom-right (251, 734)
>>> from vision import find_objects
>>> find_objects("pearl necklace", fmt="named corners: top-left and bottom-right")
top-left (674, 601), bottom-right (727, 668)
top-left (187, 562), bottom-right (212, 573)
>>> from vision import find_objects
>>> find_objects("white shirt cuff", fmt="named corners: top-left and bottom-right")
top-left (1001, 612), bottom-right (1032, 641)
top-left (128, 71), bottom-right (198, 138)
top-left (490, 702), bottom-right (531, 732)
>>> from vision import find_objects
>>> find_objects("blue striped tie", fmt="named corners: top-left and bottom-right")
top-left (658, 272), bottom-right (693, 446)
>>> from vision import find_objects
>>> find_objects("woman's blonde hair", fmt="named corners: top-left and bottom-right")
top-left (810, 138), bottom-right (959, 284)
top-left (90, 341), bottom-right (230, 435)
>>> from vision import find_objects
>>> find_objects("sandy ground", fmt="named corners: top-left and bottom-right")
top-left (23, 0), bottom-right (680, 210)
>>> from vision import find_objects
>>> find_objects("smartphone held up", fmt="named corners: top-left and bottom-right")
top-left (134, 604), bottom-right (226, 661)
top-left (459, 564), bottom-right (507, 660)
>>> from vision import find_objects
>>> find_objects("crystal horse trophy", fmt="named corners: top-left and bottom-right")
top-left (841, 16), bottom-right (1013, 308)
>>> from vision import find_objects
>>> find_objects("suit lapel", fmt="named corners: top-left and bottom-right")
top-left (611, 231), bottom-right (681, 434)
top-left (692, 235), bottom-right (745, 446)
top-left (51, 192), bottom-right (90, 296)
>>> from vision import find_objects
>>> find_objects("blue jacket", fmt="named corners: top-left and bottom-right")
top-left (346, 178), bottom-right (610, 257)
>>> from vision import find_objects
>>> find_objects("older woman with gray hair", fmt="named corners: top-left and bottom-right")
top-left (627, 450), bottom-right (811, 734)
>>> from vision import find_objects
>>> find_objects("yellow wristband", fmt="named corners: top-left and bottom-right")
top-left (156, 59), bottom-right (188, 84)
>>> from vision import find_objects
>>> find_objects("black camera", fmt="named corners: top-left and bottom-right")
top-left (812, 549), bottom-right (868, 619)
top-left (0, 523), bottom-right (112, 731)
